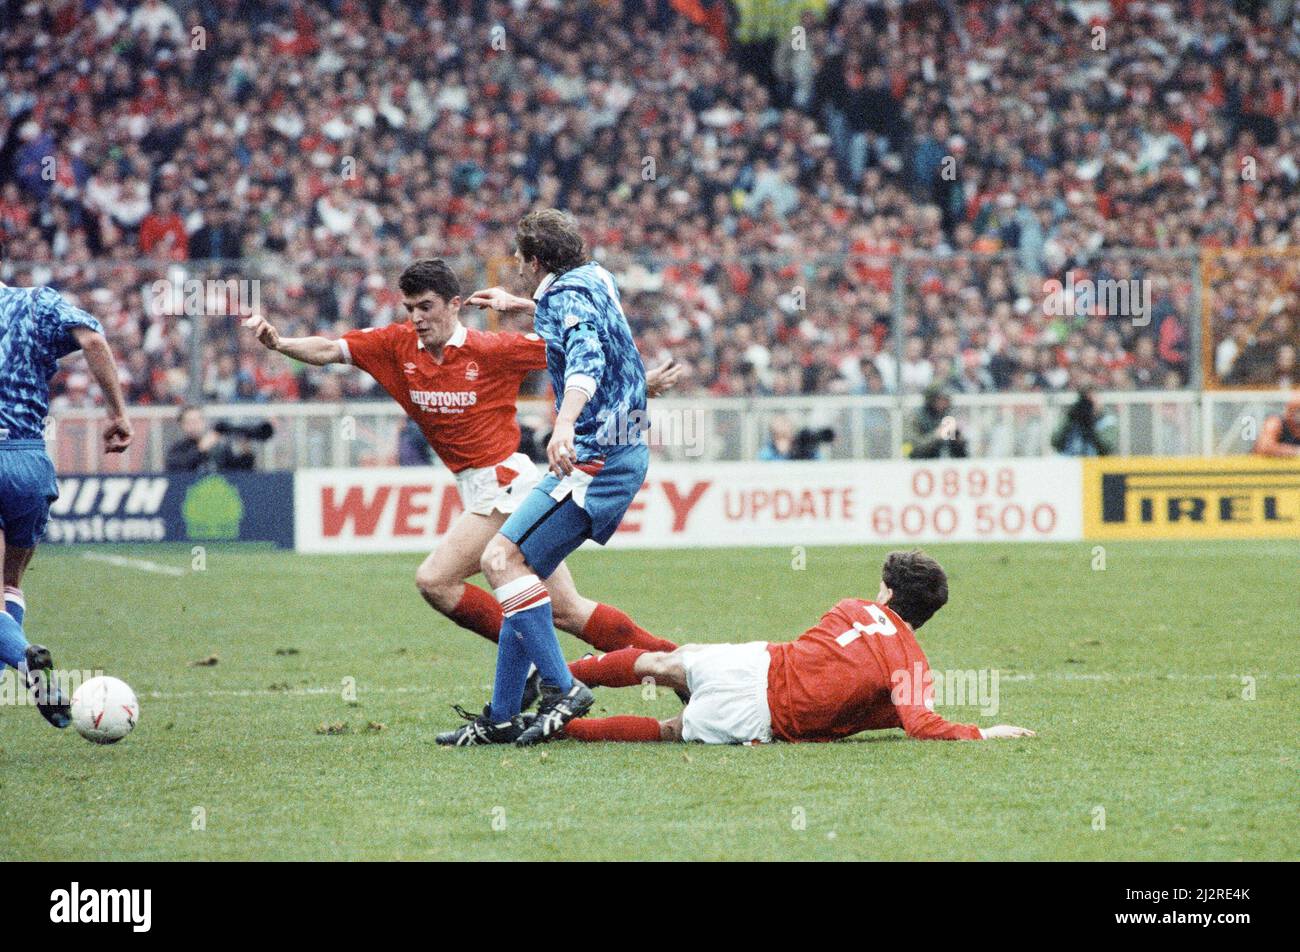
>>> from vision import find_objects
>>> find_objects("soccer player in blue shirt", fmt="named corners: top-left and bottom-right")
top-left (0, 282), bottom-right (132, 727)
top-left (438, 210), bottom-right (651, 746)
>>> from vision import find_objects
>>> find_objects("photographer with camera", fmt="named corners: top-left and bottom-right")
top-left (166, 405), bottom-right (271, 472)
top-left (907, 386), bottom-right (969, 459)
top-left (1051, 389), bottom-right (1116, 457)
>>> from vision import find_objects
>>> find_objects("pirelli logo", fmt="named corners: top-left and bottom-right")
top-left (1084, 457), bottom-right (1300, 540)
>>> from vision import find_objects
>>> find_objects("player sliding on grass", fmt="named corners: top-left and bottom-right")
top-left (245, 258), bottom-right (680, 709)
top-left (0, 282), bottom-right (132, 729)
top-left (435, 209), bottom-right (658, 747)
top-left (560, 550), bottom-right (1036, 745)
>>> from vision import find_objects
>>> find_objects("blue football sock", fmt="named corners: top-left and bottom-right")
top-left (5, 588), bottom-right (25, 627)
top-left (0, 610), bottom-right (29, 670)
top-left (511, 600), bottom-right (573, 691)
top-left (490, 622), bottom-right (531, 722)
top-left (489, 576), bottom-right (574, 720)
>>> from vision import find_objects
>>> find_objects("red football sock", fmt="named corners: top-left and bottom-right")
top-left (568, 647), bottom-right (645, 687)
top-left (564, 716), bottom-right (663, 742)
top-left (582, 603), bottom-right (678, 653)
top-left (446, 584), bottom-right (503, 642)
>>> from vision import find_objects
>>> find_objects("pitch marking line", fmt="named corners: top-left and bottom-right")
top-left (81, 552), bottom-right (187, 577)
top-left (142, 685), bottom-right (434, 700)
top-left (139, 672), bottom-right (1300, 701)
top-left (1000, 673), bottom-right (1300, 683)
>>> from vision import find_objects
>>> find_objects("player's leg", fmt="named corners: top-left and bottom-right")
top-left (479, 502), bottom-right (585, 706)
top-left (0, 453), bottom-right (39, 665)
top-left (414, 510), bottom-right (506, 641)
top-left (0, 530), bottom-right (28, 669)
top-left (484, 493), bottom-right (595, 737)
top-left (568, 645), bottom-right (689, 692)
top-left (543, 559), bottom-right (678, 652)
top-left (504, 448), bottom-right (649, 743)
top-left (537, 561), bottom-right (596, 635)
top-left (437, 489), bottom-right (595, 747)
top-left (571, 643), bottom-right (774, 745)
top-left (556, 651), bottom-right (692, 742)
top-left (563, 713), bottom-right (682, 742)
top-left (1, 445), bottom-right (56, 634)
top-left (0, 448), bottom-right (71, 727)
top-left (441, 447), bottom-right (650, 746)
top-left (3, 541), bottom-right (32, 626)
top-left (4, 546), bottom-right (66, 726)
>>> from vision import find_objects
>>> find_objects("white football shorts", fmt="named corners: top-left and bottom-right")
top-left (454, 452), bottom-right (541, 516)
top-left (680, 641), bottom-right (774, 745)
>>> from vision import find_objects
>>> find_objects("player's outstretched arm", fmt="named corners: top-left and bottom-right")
top-left (243, 315), bottom-right (343, 366)
top-left (465, 286), bottom-right (536, 315)
top-left (70, 326), bottom-right (132, 453)
top-left (979, 725), bottom-right (1037, 739)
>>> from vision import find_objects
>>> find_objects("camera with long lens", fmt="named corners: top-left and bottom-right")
top-left (791, 427), bottom-right (835, 460)
top-left (212, 420), bottom-right (275, 441)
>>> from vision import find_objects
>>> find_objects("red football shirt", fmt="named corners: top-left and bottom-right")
top-left (765, 598), bottom-right (982, 743)
top-left (340, 322), bottom-right (546, 473)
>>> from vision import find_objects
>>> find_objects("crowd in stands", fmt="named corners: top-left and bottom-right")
top-left (2, 0), bottom-right (1297, 409)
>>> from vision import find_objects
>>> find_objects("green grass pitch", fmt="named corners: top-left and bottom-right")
top-left (0, 540), bottom-right (1294, 861)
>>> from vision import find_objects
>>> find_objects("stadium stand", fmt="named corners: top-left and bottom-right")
top-left (2, 0), bottom-right (1297, 406)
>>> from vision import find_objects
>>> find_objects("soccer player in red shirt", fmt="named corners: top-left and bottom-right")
top-left (560, 550), bottom-right (1035, 744)
top-left (244, 259), bottom-right (680, 675)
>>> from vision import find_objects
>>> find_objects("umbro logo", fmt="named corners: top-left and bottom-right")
top-left (403, 362), bottom-right (417, 374)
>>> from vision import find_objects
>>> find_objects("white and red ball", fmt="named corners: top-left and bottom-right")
top-left (70, 676), bottom-right (140, 744)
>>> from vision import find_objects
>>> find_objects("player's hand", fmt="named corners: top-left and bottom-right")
top-left (103, 415), bottom-right (132, 454)
top-left (646, 358), bottom-right (685, 397)
top-left (979, 725), bottom-right (1036, 739)
top-left (547, 419), bottom-right (578, 477)
top-left (466, 287), bottom-right (533, 314)
top-left (243, 314), bottom-right (280, 351)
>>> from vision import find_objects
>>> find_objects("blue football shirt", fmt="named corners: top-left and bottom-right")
top-left (0, 284), bottom-right (103, 441)
top-left (532, 262), bottom-right (648, 460)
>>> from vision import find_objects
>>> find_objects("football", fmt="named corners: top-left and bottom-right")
top-left (70, 676), bottom-right (140, 745)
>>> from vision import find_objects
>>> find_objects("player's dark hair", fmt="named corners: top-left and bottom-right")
top-left (881, 550), bottom-right (948, 629)
top-left (398, 258), bottom-right (461, 303)
top-left (515, 209), bottom-right (587, 275)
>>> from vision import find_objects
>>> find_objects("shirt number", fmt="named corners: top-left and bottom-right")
top-left (835, 604), bottom-right (898, 646)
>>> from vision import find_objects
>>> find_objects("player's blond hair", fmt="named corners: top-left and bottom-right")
top-left (516, 209), bottom-right (586, 275)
